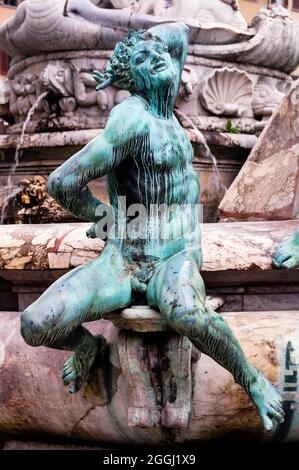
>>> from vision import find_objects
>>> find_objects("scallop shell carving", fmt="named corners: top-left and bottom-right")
top-left (200, 67), bottom-right (253, 117)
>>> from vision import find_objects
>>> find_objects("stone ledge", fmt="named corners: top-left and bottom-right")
top-left (0, 220), bottom-right (298, 273)
top-left (0, 129), bottom-right (257, 151)
top-left (103, 306), bottom-right (169, 333)
top-left (103, 300), bottom-right (224, 332)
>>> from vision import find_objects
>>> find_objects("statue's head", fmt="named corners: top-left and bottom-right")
top-left (94, 30), bottom-right (175, 94)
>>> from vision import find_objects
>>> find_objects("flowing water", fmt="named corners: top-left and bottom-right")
top-left (0, 92), bottom-right (48, 224)
top-left (175, 109), bottom-right (227, 222)
top-left (174, 109), bottom-right (226, 196)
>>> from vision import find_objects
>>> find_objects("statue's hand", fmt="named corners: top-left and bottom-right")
top-left (273, 236), bottom-right (299, 269)
top-left (86, 223), bottom-right (98, 239)
top-left (92, 70), bottom-right (113, 91)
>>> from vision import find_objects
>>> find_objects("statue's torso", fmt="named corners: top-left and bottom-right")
top-left (106, 98), bottom-right (201, 262)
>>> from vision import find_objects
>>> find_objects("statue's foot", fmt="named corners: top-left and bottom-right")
top-left (273, 236), bottom-right (299, 269)
top-left (62, 337), bottom-right (106, 394)
top-left (249, 370), bottom-right (285, 432)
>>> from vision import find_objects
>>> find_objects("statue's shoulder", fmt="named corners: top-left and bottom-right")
top-left (106, 96), bottom-right (150, 140)
top-left (110, 95), bottom-right (148, 117)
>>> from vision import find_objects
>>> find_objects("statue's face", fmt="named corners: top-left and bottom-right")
top-left (130, 40), bottom-right (175, 94)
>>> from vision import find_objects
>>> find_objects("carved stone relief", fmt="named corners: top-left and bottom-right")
top-left (2, 52), bottom-right (292, 136)
top-left (1, 2), bottom-right (299, 75)
top-left (252, 77), bottom-right (286, 117)
top-left (200, 67), bottom-right (253, 118)
top-left (138, 0), bottom-right (247, 30)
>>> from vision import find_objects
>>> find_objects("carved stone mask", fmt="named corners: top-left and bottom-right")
top-left (42, 62), bottom-right (74, 97)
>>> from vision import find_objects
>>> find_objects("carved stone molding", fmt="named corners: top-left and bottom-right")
top-left (5, 53), bottom-right (131, 134)
top-left (1, 52), bottom-right (291, 136)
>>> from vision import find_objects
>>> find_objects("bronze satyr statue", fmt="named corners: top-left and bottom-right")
top-left (21, 23), bottom-right (284, 432)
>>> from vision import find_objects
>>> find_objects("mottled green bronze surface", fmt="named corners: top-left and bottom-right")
top-left (21, 23), bottom-right (284, 432)
top-left (273, 230), bottom-right (299, 269)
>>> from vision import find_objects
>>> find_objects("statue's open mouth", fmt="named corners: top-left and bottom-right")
top-left (152, 62), bottom-right (168, 74)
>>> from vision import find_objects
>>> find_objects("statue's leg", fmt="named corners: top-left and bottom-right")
top-left (21, 243), bottom-right (131, 393)
top-left (147, 250), bottom-right (285, 431)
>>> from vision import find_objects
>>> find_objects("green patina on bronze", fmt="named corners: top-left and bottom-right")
top-left (273, 230), bottom-right (299, 270)
top-left (21, 23), bottom-right (284, 432)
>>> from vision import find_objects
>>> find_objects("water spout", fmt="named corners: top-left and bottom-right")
top-left (0, 91), bottom-right (48, 224)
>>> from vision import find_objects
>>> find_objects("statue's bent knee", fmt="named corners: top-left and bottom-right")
top-left (21, 308), bottom-right (48, 347)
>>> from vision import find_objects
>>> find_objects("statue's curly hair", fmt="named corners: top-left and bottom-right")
top-left (94, 29), bottom-right (168, 92)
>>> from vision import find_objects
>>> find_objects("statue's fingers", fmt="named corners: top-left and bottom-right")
top-left (260, 413), bottom-right (273, 433)
top-left (86, 229), bottom-right (96, 239)
top-left (96, 77), bottom-right (114, 90)
top-left (93, 76), bottom-right (103, 85)
top-left (269, 407), bottom-right (284, 425)
top-left (69, 376), bottom-right (83, 394)
top-left (273, 253), bottom-right (291, 267)
top-left (63, 371), bottom-right (76, 386)
top-left (269, 401), bottom-right (285, 420)
top-left (62, 364), bottom-right (73, 375)
top-left (281, 257), bottom-right (299, 270)
top-left (92, 71), bottom-right (104, 82)
top-left (272, 257), bottom-right (281, 268)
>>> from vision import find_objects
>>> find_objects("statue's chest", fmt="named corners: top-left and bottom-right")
top-left (145, 119), bottom-right (192, 168)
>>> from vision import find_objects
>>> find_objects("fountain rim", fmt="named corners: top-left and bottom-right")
top-left (0, 129), bottom-right (258, 152)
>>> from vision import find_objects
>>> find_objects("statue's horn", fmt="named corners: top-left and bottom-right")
top-left (95, 76), bottom-right (114, 91)
top-left (93, 69), bottom-right (115, 90)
